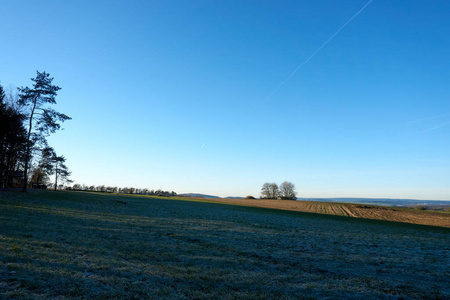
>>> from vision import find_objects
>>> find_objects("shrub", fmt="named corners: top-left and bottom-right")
top-left (245, 196), bottom-right (256, 199)
top-left (279, 196), bottom-right (296, 200)
top-left (414, 205), bottom-right (427, 210)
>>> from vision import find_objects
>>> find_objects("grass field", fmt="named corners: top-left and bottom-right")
top-left (1, 190), bottom-right (449, 299)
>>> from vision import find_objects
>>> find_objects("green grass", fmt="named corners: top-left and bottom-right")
top-left (1, 190), bottom-right (449, 299)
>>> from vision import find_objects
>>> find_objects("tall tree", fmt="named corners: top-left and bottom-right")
top-left (279, 181), bottom-right (297, 200)
top-left (17, 71), bottom-right (71, 191)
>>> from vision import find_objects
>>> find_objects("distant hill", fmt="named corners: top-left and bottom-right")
top-left (179, 194), bottom-right (449, 207)
top-left (298, 198), bottom-right (450, 207)
top-left (179, 193), bottom-right (220, 199)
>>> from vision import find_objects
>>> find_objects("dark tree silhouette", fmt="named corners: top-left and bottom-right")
top-left (30, 146), bottom-right (55, 187)
top-left (51, 153), bottom-right (71, 191)
top-left (0, 84), bottom-right (27, 188)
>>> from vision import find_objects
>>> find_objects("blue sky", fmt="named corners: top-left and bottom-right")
top-left (1, 0), bottom-right (449, 199)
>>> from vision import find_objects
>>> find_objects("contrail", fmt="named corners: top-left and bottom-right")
top-left (268, 0), bottom-right (375, 98)
top-left (407, 112), bottom-right (450, 124)
top-left (420, 121), bottom-right (450, 133)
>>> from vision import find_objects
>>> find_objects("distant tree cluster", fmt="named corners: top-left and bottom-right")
top-left (69, 184), bottom-right (177, 197)
top-left (0, 71), bottom-right (71, 190)
top-left (260, 181), bottom-right (297, 200)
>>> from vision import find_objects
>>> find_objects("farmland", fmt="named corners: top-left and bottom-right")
top-left (206, 198), bottom-right (450, 228)
top-left (1, 190), bottom-right (449, 299)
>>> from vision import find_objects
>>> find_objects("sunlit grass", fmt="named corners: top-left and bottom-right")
top-left (1, 190), bottom-right (449, 299)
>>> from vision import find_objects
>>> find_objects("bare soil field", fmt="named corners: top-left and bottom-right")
top-left (203, 198), bottom-right (450, 228)
top-left (1, 190), bottom-right (449, 299)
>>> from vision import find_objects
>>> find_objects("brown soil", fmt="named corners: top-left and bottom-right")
top-left (202, 198), bottom-right (450, 228)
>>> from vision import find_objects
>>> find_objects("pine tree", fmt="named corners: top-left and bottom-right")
top-left (17, 71), bottom-right (71, 191)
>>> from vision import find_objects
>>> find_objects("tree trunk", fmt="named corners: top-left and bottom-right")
top-left (54, 164), bottom-right (58, 191)
top-left (22, 147), bottom-right (30, 191)
top-left (0, 146), bottom-right (4, 188)
top-left (22, 98), bottom-right (36, 192)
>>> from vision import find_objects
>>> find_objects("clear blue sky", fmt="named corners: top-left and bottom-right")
top-left (1, 0), bottom-right (449, 199)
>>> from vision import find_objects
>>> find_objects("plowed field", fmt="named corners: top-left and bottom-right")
top-left (205, 198), bottom-right (450, 228)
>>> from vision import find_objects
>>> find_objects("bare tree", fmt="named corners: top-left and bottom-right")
top-left (261, 183), bottom-right (271, 199)
top-left (279, 181), bottom-right (297, 200)
top-left (261, 182), bottom-right (279, 199)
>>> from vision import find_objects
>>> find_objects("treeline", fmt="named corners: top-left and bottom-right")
top-left (0, 85), bottom-right (26, 188)
top-left (70, 184), bottom-right (177, 197)
top-left (0, 71), bottom-right (71, 190)
top-left (260, 181), bottom-right (297, 200)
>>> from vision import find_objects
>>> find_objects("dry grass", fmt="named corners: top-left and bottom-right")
top-left (1, 190), bottom-right (449, 299)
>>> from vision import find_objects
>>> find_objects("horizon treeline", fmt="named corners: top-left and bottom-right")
top-left (0, 71), bottom-right (71, 190)
top-left (70, 184), bottom-right (177, 196)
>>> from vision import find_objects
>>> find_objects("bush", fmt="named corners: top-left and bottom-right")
top-left (280, 196), bottom-right (296, 200)
top-left (245, 196), bottom-right (256, 199)
top-left (414, 205), bottom-right (427, 210)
